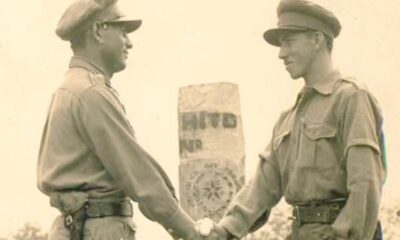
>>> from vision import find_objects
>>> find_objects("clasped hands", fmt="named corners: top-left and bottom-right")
top-left (192, 218), bottom-right (229, 240)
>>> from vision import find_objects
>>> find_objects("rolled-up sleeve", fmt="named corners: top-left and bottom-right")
top-left (332, 89), bottom-right (385, 239)
top-left (73, 86), bottom-right (195, 239)
top-left (219, 142), bottom-right (283, 238)
top-left (341, 89), bottom-right (382, 156)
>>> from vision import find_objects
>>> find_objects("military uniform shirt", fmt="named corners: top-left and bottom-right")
top-left (219, 70), bottom-right (385, 240)
top-left (37, 56), bottom-right (195, 239)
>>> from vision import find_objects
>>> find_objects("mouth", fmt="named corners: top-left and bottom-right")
top-left (123, 51), bottom-right (129, 59)
top-left (284, 61), bottom-right (293, 67)
top-left (284, 61), bottom-right (295, 70)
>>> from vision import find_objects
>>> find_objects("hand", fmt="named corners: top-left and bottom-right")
top-left (310, 225), bottom-right (337, 240)
top-left (195, 218), bottom-right (228, 240)
top-left (185, 230), bottom-right (205, 240)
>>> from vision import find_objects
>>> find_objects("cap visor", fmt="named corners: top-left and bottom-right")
top-left (263, 26), bottom-right (309, 46)
top-left (107, 18), bottom-right (142, 33)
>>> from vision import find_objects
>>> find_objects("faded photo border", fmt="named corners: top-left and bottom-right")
top-left (0, 0), bottom-right (399, 239)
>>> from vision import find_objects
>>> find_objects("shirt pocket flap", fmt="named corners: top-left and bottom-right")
top-left (304, 124), bottom-right (337, 140)
top-left (273, 130), bottom-right (291, 150)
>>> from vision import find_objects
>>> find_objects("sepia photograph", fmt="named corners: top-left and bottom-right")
top-left (1, 0), bottom-right (399, 239)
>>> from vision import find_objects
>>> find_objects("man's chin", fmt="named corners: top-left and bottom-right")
top-left (288, 72), bottom-right (302, 80)
top-left (112, 62), bottom-right (127, 73)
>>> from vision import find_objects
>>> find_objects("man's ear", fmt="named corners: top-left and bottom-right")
top-left (91, 22), bottom-right (104, 45)
top-left (313, 31), bottom-right (325, 50)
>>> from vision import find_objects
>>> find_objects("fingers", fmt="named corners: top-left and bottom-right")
top-left (194, 218), bottom-right (228, 240)
top-left (210, 224), bottom-right (228, 240)
top-left (195, 218), bottom-right (215, 236)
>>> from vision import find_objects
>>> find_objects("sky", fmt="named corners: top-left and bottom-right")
top-left (1, 0), bottom-right (399, 238)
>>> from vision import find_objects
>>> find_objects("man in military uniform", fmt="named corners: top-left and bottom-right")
top-left (196, 0), bottom-right (386, 239)
top-left (37, 0), bottom-right (202, 239)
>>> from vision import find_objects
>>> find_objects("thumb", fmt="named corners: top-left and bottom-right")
top-left (195, 218), bottom-right (215, 236)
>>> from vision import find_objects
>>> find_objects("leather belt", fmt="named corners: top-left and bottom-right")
top-left (291, 198), bottom-right (346, 226)
top-left (50, 191), bottom-right (133, 240)
top-left (85, 199), bottom-right (133, 218)
top-left (63, 199), bottom-right (133, 240)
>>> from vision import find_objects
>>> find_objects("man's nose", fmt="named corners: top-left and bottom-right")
top-left (278, 46), bottom-right (288, 60)
top-left (125, 36), bottom-right (133, 49)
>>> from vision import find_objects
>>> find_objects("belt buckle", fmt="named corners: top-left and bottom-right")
top-left (64, 214), bottom-right (74, 227)
top-left (289, 206), bottom-right (302, 226)
top-left (330, 203), bottom-right (340, 210)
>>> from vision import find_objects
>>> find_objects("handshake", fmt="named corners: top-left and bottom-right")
top-left (186, 218), bottom-right (233, 240)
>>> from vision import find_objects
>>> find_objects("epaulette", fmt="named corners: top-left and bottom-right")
top-left (340, 76), bottom-right (369, 91)
top-left (88, 72), bottom-right (106, 86)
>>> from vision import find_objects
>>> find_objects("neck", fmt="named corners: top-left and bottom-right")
top-left (73, 47), bottom-right (113, 79)
top-left (303, 52), bottom-right (333, 87)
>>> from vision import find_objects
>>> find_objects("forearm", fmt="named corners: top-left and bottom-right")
top-left (99, 139), bottom-right (196, 238)
top-left (332, 146), bottom-right (384, 239)
top-left (219, 157), bottom-right (281, 238)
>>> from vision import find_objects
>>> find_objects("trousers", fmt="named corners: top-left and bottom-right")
top-left (48, 215), bottom-right (136, 240)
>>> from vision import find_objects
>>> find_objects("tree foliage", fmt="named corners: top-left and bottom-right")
top-left (12, 223), bottom-right (47, 240)
top-left (2, 203), bottom-right (399, 240)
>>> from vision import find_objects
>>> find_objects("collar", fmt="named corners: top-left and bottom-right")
top-left (304, 69), bottom-right (342, 96)
top-left (293, 69), bottom-right (341, 109)
top-left (69, 56), bottom-right (111, 86)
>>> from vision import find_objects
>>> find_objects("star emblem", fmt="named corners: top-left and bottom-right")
top-left (202, 180), bottom-right (224, 200)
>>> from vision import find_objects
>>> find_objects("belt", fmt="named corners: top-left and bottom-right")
top-left (85, 199), bottom-right (133, 218)
top-left (63, 199), bottom-right (133, 240)
top-left (290, 198), bottom-right (346, 226)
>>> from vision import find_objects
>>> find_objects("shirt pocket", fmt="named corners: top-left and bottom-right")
top-left (298, 123), bottom-right (338, 170)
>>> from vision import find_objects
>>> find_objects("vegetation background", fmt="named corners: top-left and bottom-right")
top-left (2, 204), bottom-right (399, 240)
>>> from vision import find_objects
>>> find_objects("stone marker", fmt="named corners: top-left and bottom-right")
top-left (178, 82), bottom-right (245, 221)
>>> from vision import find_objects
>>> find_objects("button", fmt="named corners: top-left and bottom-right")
top-left (65, 215), bottom-right (73, 226)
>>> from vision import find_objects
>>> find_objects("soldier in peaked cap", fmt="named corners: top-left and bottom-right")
top-left (37, 0), bottom-right (203, 239)
top-left (196, 0), bottom-right (386, 239)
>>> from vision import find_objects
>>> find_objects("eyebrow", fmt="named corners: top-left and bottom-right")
top-left (279, 29), bottom-right (310, 42)
top-left (279, 33), bottom-right (295, 42)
